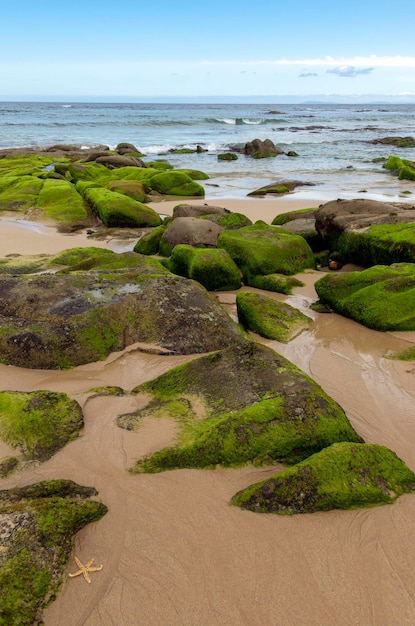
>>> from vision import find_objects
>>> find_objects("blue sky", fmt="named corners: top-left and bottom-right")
top-left (2, 0), bottom-right (415, 101)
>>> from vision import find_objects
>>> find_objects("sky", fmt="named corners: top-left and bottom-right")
top-left (2, 0), bottom-right (415, 101)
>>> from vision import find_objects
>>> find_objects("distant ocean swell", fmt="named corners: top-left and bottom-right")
top-left (208, 117), bottom-right (284, 125)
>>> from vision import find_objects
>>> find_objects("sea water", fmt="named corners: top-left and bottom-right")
top-left (1, 101), bottom-right (415, 201)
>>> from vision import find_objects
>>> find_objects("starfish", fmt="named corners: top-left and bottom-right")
top-left (68, 556), bottom-right (103, 584)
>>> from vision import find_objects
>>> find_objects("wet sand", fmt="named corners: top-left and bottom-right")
top-left (1, 198), bottom-right (415, 625)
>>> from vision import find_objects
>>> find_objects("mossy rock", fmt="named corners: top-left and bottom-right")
top-left (231, 442), bottom-right (415, 514)
top-left (106, 180), bottom-right (149, 202)
top-left (0, 480), bottom-right (107, 626)
top-left (148, 171), bottom-right (205, 196)
top-left (271, 208), bottom-right (317, 226)
top-left (144, 160), bottom-right (173, 170)
top-left (82, 187), bottom-right (162, 227)
top-left (386, 345), bottom-right (415, 361)
top-left (36, 179), bottom-right (89, 223)
top-left (218, 222), bottom-right (315, 282)
top-left (328, 222), bottom-right (415, 267)
top-left (130, 341), bottom-right (362, 472)
top-left (175, 169), bottom-right (210, 181)
top-left (0, 175), bottom-right (44, 212)
top-left (200, 212), bottom-right (252, 230)
top-left (236, 291), bottom-right (312, 341)
top-left (0, 271), bottom-right (244, 368)
top-left (217, 153), bottom-right (238, 161)
top-left (249, 273), bottom-right (304, 294)
top-left (133, 225), bottom-right (166, 255)
top-left (108, 166), bottom-right (160, 182)
top-left (383, 155), bottom-right (415, 181)
top-left (67, 162), bottom-right (111, 183)
top-left (0, 155), bottom-right (60, 175)
top-left (0, 390), bottom-right (83, 461)
top-left (168, 244), bottom-right (242, 291)
top-left (314, 263), bottom-right (415, 331)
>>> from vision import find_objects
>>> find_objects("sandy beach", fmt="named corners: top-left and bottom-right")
top-left (1, 196), bottom-right (415, 626)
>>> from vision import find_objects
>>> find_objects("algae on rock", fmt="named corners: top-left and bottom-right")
top-left (231, 442), bottom-right (415, 514)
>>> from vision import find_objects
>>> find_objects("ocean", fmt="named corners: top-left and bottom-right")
top-left (1, 101), bottom-right (415, 202)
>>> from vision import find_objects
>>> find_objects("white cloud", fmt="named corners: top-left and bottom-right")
top-left (327, 66), bottom-right (374, 77)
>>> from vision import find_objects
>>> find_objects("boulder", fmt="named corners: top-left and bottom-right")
top-left (372, 136), bottom-right (415, 147)
top-left (314, 263), bottom-right (415, 331)
top-left (217, 222), bottom-right (315, 282)
top-left (133, 225), bottom-right (166, 255)
top-left (243, 138), bottom-right (283, 158)
top-left (314, 198), bottom-right (415, 265)
top-left (148, 171), bottom-right (205, 196)
top-left (82, 187), bottom-right (162, 227)
top-left (168, 244), bottom-right (242, 291)
top-left (236, 291), bottom-right (312, 342)
top-left (95, 155), bottom-right (147, 169)
top-left (106, 180), bottom-right (149, 202)
top-left (0, 270), bottom-right (244, 368)
top-left (0, 480), bottom-right (107, 625)
top-left (248, 180), bottom-right (315, 196)
top-left (231, 442), bottom-right (415, 514)
top-left (116, 142), bottom-right (141, 155)
top-left (0, 390), bottom-right (83, 461)
top-left (172, 203), bottom-right (230, 219)
top-left (160, 216), bottom-right (224, 255)
top-left (128, 341), bottom-right (362, 472)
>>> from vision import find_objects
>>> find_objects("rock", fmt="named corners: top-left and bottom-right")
top-left (160, 216), bottom-right (224, 255)
top-left (218, 152), bottom-right (238, 161)
top-left (134, 225), bottom-right (166, 255)
top-left (0, 269), bottom-right (244, 368)
top-left (82, 187), bottom-right (162, 227)
top-left (248, 180), bottom-right (315, 196)
top-left (217, 222), bottom-right (315, 283)
top-left (372, 136), bottom-right (415, 147)
top-left (106, 180), bottom-right (149, 203)
top-left (248, 274), bottom-right (304, 295)
top-left (167, 244), bottom-right (242, 291)
top-left (95, 155), bottom-right (147, 169)
top-left (314, 262), bottom-right (415, 331)
top-left (0, 390), bottom-right (83, 461)
top-left (129, 341), bottom-right (362, 472)
top-left (231, 442), bottom-right (415, 514)
top-left (243, 138), bottom-right (284, 158)
top-left (314, 198), bottom-right (415, 265)
top-left (0, 480), bottom-right (107, 625)
top-left (236, 291), bottom-right (312, 342)
top-left (383, 155), bottom-right (415, 181)
top-left (148, 171), bottom-right (205, 196)
top-left (116, 142), bottom-right (141, 155)
top-left (172, 203), bottom-right (230, 219)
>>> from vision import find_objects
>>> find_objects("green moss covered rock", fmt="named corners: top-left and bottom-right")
top-left (0, 270), bottom-right (244, 368)
top-left (0, 480), bottom-right (107, 626)
top-left (133, 225), bottom-right (166, 255)
top-left (0, 390), bottom-right (83, 461)
top-left (36, 179), bottom-right (89, 223)
top-left (106, 179), bottom-right (149, 202)
top-left (82, 187), bottom-right (162, 227)
top-left (148, 171), bottom-right (205, 196)
top-left (236, 291), bottom-right (312, 341)
top-left (248, 273), bottom-right (304, 294)
top-left (314, 263), bottom-right (415, 331)
top-left (168, 244), bottom-right (242, 290)
top-left (231, 442), bottom-right (415, 514)
top-left (218, 222), bottom-right (315, 282)
top-left (0, 175), bottom-right (44, 211)
top-left (129, 341), bottom-right (362, 472)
